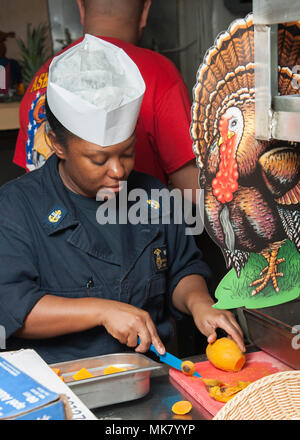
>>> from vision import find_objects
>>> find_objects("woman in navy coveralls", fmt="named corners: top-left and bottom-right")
top-left (0, 36), bottom-right (245, 363)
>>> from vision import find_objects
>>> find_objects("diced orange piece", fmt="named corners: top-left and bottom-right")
top-left (172, 400), bottom-right (192, 415)
top-left (72, 367), bottom-right (95, 381)
top-left (205, 379), bottom-right (251, 402)
top-left (237, 380), bottom-right (251, 389)
top-left (202, 378), bottom-right (223, 387)
top-left (51, 367), bottom-right (61, 376)
top-left (181, 360), bottom-right (196, 376)
top-left (103, 366), bottom-right (127, 375)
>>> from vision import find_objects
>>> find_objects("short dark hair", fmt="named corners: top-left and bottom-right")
top-left (45, 99), bottom-right (76, 149)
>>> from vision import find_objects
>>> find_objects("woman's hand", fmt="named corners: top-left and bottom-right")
top-left (16, 295), bottom-right (165, 355)
top-left (99, 299), bottom-right (166, 355)
top-left (172, 274), bottom-right (245, 352)
top-left (190, 302), bottom-right (245, 352)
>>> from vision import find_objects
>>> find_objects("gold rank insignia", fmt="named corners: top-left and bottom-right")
top-left (153, 246), bottom-right (168, 271)
top-left (147, 199), bottom-right (160, 210)
top-left (46, 207), bottom-right (67, 226)
top-left (48, 209), bottom-right (62, 223)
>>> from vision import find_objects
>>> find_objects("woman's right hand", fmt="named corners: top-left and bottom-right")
top-left (99, 299), bottom-right (166, 355)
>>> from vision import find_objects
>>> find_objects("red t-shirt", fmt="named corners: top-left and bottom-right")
top-left (13, 36), bottom-right (195, 185)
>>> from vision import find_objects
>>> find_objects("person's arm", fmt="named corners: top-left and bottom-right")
top-left (168, 159), bottom-right (200, 204)
top-left (13, 114), bottom-right (28, 170)
top-left (172, 274), bottom-right (245, 352)
top-left (14, 295), bottom-right (104, 338)
top-left (0, 206), bottom-right (165, 356)
top-left (14, 294), bottom-right (166, 355)
top-left (154, 75), bottom-right (198, 198)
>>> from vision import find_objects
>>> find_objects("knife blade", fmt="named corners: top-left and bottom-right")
top-left (138, 338), bottom-right (201, 377)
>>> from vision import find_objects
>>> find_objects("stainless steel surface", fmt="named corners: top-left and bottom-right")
top-left (272, 111), bottom-right (300, 142)
top-left (92, 348), bottom-right (261, 420)
top-left (273, 95), bottom-right (300, 113)
top-left (51, 353), bottom-right (162, 410)
top-left (253, 0), bottom-right (300, 24)
top-left (93, 354), bottom-right (212, 421)
top-left (254, 24), bottom-right (278, 140)
top-left (243, 300), bottom-right (300, 370)
top-left (253, 0), bottom-right (300, 142)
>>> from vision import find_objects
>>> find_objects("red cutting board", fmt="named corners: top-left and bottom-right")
top-left (169, 351), bottom-right (291, 417)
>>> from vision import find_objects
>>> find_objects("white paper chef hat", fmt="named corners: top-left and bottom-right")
top-left (47, 34), bottom-right (145, 146)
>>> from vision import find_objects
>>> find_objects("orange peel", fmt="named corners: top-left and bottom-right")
top-left (203, 378), bottom-right (251, 403)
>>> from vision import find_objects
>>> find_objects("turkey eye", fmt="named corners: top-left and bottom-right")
top-left (230, 119), bottom-right (237, 128)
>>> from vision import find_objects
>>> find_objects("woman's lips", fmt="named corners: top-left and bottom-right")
top-left (96, 182), bottom-right (125, 199)
top-left (103, 182), bottom-right (124, 192)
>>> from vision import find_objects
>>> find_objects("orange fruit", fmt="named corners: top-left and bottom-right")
top-left (171, 400), bottom-right (192, 415)
top-left (206, 337), bottom-right (245, 372)
top-left (103, 366), bottom-right (127, 375)
top-left (181, 360), bottom-right (196, 376)
top-left (72, 367), bottom-right (95, 381)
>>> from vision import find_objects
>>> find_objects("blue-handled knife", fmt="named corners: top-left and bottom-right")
top-left (138, 338), bottom-right (201, 378)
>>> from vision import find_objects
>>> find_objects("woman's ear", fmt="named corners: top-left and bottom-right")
top-left (48, 131), bottom-right (67, 160)
top-left (76, 0), bottom-right (86, 27)
top-left (139, 0), bottom-right (152, 32)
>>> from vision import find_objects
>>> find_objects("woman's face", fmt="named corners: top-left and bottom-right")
top-left (53, 132), bottom-right (136, 198)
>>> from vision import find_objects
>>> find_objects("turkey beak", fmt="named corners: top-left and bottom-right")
top-left (218, 136), bottom-right (223, 146)
top-left (228, 131), bottom-right (235, 139)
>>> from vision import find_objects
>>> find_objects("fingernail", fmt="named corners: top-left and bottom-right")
top-left (158, 346), bottom-right (165, 355)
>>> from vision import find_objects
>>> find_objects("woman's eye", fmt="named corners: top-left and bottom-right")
top-left (92, 159), bottom-right (107, 166)
top-left (122, 149), bottom-right (135, 158)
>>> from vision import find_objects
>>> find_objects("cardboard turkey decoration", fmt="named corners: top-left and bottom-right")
top-left (191, 14), bottom-right (300, 309)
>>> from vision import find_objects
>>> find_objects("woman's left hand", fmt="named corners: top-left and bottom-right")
top-left (191, 303), bottom-right (246, 352)
top-left (172, 274), bottom-right (245, 352)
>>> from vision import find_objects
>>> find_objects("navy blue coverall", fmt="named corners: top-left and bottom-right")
top-left (0, 154), bottom-right (211, 363)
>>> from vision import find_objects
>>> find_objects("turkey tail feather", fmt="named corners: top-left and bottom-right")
top-left (277, 207), bottom-right (300, 253)
top-left (191, 14), bottom-right (254, 169)
top-left (278, 22), bottom-right (300, 95)
top-left (223, 249), bottom-right (250, 278)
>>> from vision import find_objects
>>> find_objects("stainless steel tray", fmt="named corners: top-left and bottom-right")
top-left (243, 299), bottom-right (300, 370)
top-left (50, 352), bottom-right (162, 409)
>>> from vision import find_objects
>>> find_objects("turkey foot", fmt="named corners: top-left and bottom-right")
top-left (250, 249), bottom-right (285, 296)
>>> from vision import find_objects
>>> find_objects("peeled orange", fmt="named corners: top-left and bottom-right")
top-left (206, 337), bottom-right (245, 372)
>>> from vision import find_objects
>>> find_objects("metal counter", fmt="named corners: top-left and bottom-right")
top-left (92, 353), bottom-right (213, 421)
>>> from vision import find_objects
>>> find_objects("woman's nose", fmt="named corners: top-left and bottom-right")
top-left (107, 158), bottom-right (126, 180)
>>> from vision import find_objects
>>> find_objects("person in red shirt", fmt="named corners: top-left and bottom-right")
top-left (13, 0), bottom-right (199, 202)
